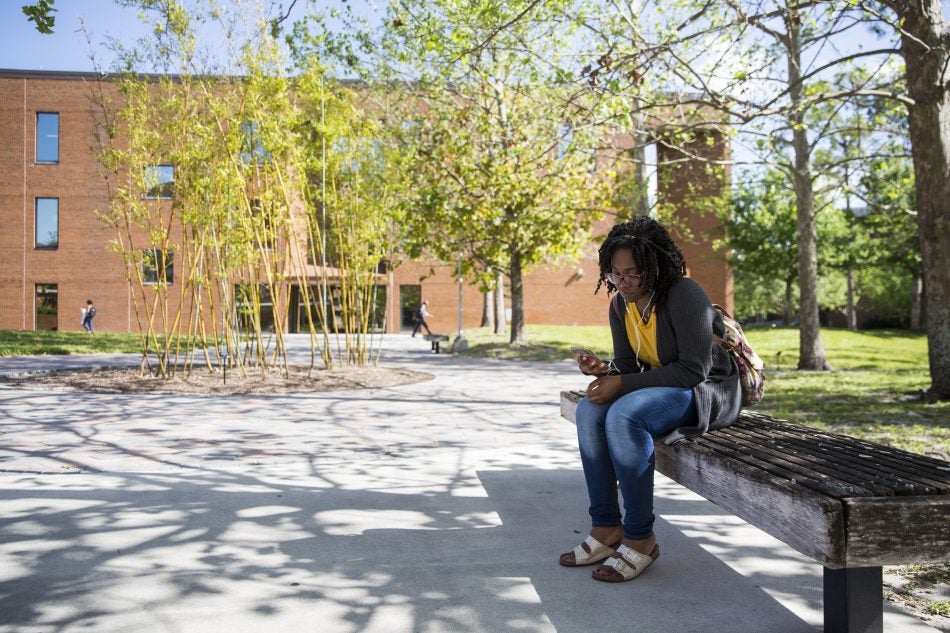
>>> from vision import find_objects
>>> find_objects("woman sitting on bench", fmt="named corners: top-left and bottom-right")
top-left (559, 216), bottom-right (742, 582)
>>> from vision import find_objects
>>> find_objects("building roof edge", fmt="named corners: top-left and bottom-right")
top-left (0, 68), bottom-right (112, 80)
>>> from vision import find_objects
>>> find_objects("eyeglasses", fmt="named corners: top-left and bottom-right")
top-left (604, 272), bottom-right (642, 287)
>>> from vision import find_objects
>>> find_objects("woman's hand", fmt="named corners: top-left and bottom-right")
top-left (586, 375), bottom-right (624, 404)
top-left (577, 354), bottom-right (610, 376)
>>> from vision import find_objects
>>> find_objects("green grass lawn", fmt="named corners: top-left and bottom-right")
top-left (0, 330), bottom-right (148, 356)
top-left (463, 325), bottom-right (949, 456)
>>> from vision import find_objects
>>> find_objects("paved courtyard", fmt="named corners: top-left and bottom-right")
top-left (0, 335), bottom-right (938, 632)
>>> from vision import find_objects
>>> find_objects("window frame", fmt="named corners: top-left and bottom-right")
top-left (35, 112), bottom-right (59, 164)
top-left (34, 197), bottom-right (59, 250)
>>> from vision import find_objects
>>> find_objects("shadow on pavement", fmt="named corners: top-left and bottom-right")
top-left (0, 462), bottom-right (821, 633)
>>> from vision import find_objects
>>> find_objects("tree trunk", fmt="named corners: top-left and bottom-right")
top-left (784, 275), bottom-right (795, 325)
top-left (911, 274), bottom-right (923, 331)
top-left (481, 290), bottom-right (494, 328)
top-left (787, 10), bottom-right (831, 370)
top-left (846, 265), bottom-right (857, 331)
top-left (494, 270), bottom-right (506, 335)
top-left (892, 0), bottom-right (950, 399)
top-left (509, 251), bottom-right (525, 344)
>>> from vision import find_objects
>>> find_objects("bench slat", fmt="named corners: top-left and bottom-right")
top-left (738, 413), bottom-right (950, 492)
top-left (723, 422), bottom-right (950, 494)
top-left (698, 433), bottom-right (875, 497)
top-left (716, 426), bottom-right (930, 497)
top-left (714, 426), bottom-right (887, 495)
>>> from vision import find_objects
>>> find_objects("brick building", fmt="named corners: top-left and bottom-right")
top-left (0, 69), bottom-right (732, 335)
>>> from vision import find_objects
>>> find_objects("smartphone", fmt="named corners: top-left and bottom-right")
top-left (570, 346), bottom-right (604, 366)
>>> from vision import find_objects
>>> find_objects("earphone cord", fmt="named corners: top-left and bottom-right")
top-left (632, 319), bottom-right (643, 372)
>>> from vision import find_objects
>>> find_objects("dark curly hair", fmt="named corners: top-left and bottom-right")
top-left (595, 216), bottom-right (687, 307)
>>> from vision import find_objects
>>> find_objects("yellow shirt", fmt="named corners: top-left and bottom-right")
top-left (624, 302), bottom-right (660, 368)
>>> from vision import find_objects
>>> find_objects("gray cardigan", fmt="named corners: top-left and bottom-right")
top-left (608, 277), bottom-right (742, 444)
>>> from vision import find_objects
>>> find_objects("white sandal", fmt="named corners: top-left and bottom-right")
top-left (592, 543), bottom-right (660, 582)
top-left (559, 534), bottom-right (621, 567)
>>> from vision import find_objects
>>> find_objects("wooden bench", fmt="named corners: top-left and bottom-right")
top-left (424, 333), bottom-right (450, 353)
top-left (560, 390), bottom-right (950, 633)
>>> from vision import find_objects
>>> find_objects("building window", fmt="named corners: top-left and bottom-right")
top-left (250, 198), bottom-right (276, 250)
top-left (234, 283), bottom-right (275, 332)
top-left (400, 119), bottom-right (420, 143)
top-left (34, 198), bottom-right (59, 249)
top-left (306, 206), bottom-right (339, 267)
top-left (144, 165), bottom-right (174, 199)
top-left (36, 113), bottom-right (59, 163)
top-left (240, 122), bottom-right (270, 163)
top-left (644, 143), bottom-right (658, 211)
top-left (34, 284), bottom-right (58, 331)
top-left (142, 249), bottom-right (173, 285)
top-left (557, 123), bottom-right (573, 160)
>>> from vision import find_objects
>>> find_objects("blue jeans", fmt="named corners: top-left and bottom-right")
top-left (575, 387), bottom-right (697, 540)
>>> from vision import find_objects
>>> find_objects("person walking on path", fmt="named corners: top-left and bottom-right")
top-left (410, 300), bottom-right (433, 337)
top-left (559, 216), bottom-right (742, 582)
top-left (81, 299), bottom-right (96, 333)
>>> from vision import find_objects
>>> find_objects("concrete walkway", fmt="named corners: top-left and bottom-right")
top-left (0, 335), bottom-right (937, 632)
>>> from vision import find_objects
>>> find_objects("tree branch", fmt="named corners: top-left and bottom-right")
top-left (453, 0), bottom-right (546, 63)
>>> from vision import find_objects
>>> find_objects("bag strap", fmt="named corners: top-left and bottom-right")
top-left (711, 303), bottom-right (732, 319)
top-left (711, 303), bottom-right (730, 349)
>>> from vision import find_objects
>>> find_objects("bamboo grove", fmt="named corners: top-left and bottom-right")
top-left (91, 32), bottom-right (403, 378)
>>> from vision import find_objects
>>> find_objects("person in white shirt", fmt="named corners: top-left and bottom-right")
top-left (410, 300), bottom-right (433, 337)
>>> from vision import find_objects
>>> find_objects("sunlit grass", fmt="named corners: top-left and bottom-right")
top-left (0, 329), bottom-right (148, 356)
top-left (463, 324), bottom-right (614, 361)
top-left (462, 325), bottom-right (948, 455)
top-left (0, 329), bottom-right (219, 357)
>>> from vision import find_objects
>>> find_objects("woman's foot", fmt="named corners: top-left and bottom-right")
top-left (622, 534), bottom-right (656, 556)
top-left (591, 535), bottom-right (659, 582)
top-left (559, 526), bottom-right (623, 566)
top-left (591, 525), bottom-right (624, 547)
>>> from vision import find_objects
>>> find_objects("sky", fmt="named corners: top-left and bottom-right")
top-left (2, 0), bottom-right (946, 181)
top-left (0, 0), bottom-right (380, 73)
top-left (1, 1), bottom-right (151, 72)
top-left (3, 0), bottom-right (949, 74)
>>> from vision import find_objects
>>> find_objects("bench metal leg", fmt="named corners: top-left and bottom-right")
top-left (824, 566), bottom-right (882, 633)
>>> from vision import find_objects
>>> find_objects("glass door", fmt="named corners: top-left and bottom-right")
top-left (34, 284), bottom-right (58, 331)
top-left (399, 284), bottom-right (421, 332)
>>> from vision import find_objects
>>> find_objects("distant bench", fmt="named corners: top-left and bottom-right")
top-left (424, 334), bottom-right (450, 353)
top-left (560, 390), bottom-right (950, 633)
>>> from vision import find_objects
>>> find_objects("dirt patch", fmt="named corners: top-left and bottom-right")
top-left (0, 365), bottom-right (434, 395)
top-left (885, 564), bottom-right (950, 633)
